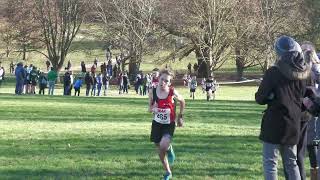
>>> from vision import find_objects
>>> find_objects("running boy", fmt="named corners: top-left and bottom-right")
top-left (148, 69), bottom-right (185, 180)
top-left (189, 75), bottom-right (197, 100)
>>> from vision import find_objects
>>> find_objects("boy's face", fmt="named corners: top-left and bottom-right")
top-left (159, 74), bottom-right (171, 90)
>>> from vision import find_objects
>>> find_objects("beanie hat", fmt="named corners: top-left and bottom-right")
top-left (274, 35), bottom-right (302, 56)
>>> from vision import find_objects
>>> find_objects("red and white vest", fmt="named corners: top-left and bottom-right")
top-left (152, 87), bottom-right (176, 124)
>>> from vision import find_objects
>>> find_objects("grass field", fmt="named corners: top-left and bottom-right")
top-left (0, 85), bottom-right (297, 180)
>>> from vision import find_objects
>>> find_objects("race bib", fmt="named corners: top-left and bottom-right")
top-left (154, 108), bottom-right (171, 124)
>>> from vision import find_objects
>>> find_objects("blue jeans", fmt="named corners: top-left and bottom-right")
top-left (48, 80), bottom-right (55, 95)
top-left (15, 80), bottom-right (24, 95)
top-left (263, 142), bottom-right (300, 180)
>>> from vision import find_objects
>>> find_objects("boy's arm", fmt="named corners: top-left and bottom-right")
top-left (173, 89), bottom-right (185, 127)
top-left (174, 90), bottom-right (185, 114)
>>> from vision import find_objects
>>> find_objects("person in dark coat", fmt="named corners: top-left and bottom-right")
top-left (255, 35), bottom-right (310, 180)
top-left (84, 72), bottom-right (93, 96)
top-left (15, 62), bottom-right (26, 95)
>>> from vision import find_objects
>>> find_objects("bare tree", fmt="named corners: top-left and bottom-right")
top-left (253, 0), bottom-right (304, 71)
top-left (93, 0), bottom-right (157, 76)
top-left (33, 0), bottom-right (87, 71)
top-left (231, 0), bottom-right (261, 80)
top-left (299, 0), bottom-right (320, 47)
top-left (157, 0), bottom-right (237, 78)
top-left (1, 0), bottom-right (40, 60)
top-left (0, 21), bottom-right (15, 58)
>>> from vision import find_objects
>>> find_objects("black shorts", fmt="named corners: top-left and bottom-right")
top-left (150, 120), bottom-right (175, 144)
top-left (190, 88), bottom-right (196, 92)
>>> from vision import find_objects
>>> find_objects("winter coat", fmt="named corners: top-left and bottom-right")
top-left (255, 52), bottom-right (309, 145)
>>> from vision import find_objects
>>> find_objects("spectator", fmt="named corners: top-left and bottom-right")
top-left (102, 73), bottom-right (109, 96)
top-left (107, 60), bottom-right (112, 77)
top-left (94, 57), bottom-right (98, 67)
top-left (73, 77), bottom-right (83, 96)
top-left (15, 62), bottom-right (25, 95)
top-left (106, 48), bottom-right (112, 61)
top-left (118, 72), bottom-right (123, 94)
top-left (66, 60), bottom-right (72, 71)
top-left (101, 62), bottom-right (107, 74)
top-left (84, 72), bottom-right (93, 96)
top-left (63, 71), bottom-right (72, 95)
top-left (96, 73), bottom-right (102, 96)
top-left (193, 63), bottom-right (198, 74)
top-left (10, 61), bottom-right (14, 74)
top-left (255, 35), bottom-right (309, 180)
top-left (81, 61), bottom-right (86, 73)
top-left (0, 66), bottom-right (5, 88)
top-left (91, 64), bottom-right (96, 74)
top-left (305, 49), bottom-right (320, 180)
top-left (29, 66), bottom-right (39, 94)
top-left (123, 72), bottom-right (129, 94)
top-left (91, 73), bottom-right (97, 96)
top-left (135, 73), bottom-right (143, 95)
top-left (38, 72), bottom-right (47, 95)
top-left (45, 60), bottom-right (51, 71)
top-left (187, 62), bottom-right (192, 74)
top-left (47, 67), bottom-right (58, 95)
top-left (113, 64), bottom-right (118, 78)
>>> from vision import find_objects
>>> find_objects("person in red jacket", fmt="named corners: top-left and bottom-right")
top-left (148, 69), bottom-right (185, 180)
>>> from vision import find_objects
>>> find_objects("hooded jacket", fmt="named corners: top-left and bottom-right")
top-left (255, 51), bottom-right (310, 145)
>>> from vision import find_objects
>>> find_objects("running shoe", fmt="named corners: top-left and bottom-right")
top-left (167, 145), bottom-right (175, 165)
top-left (163, 172), bottom-right (172, 180)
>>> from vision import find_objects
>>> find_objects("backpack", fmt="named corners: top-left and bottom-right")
top-left (41, 77), bottom-right (47, 85)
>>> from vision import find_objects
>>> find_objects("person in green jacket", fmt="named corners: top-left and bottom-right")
top-left (47, 67), bottom-right (58, 95)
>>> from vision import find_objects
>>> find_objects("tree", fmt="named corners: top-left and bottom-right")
top-left (33, 0), bottom-right (87, 71)
top-left (231, 0), bottom-right (261, 80)
top-left (93, 0), bottom-right (157, 76)
top-left (253, 0), bottom-right (304, 71)
top-left (5, 0), bottom-right (40, 60)
top-left (157, 0), bottom-right (237, 78)
top-left (299, 0), bottom-right (320, 47)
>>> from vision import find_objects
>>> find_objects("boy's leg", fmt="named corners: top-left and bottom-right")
top-left (158, 136), bottom-right (172, 175)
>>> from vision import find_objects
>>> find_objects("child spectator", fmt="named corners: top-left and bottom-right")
top-left (74, 77), bottom-right (83, 96)
top-left (38, 72), bottom-right (47, 95)
top-left (29, 66), bottom-right (39, 94)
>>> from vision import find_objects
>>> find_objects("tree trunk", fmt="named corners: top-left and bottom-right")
top-left (235, 47), bottom-right (244, 81)
top-left (129, 56), bottom-right (140, 78)
top-left (22, 45), bottom-right (26, 60)
top-left (195, 48), bottom-right (211, 78)
top-left (6, 47), bottom-right (10, 57)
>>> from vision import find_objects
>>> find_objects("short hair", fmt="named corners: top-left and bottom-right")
top-left (159, 69), bottom-right (174, 77)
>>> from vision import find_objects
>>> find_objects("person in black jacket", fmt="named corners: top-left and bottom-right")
top-left (255, 35), bottom-right (310, 180)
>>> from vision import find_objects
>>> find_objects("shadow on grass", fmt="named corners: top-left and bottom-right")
top-left (0, 134), bottom-right (263, 179)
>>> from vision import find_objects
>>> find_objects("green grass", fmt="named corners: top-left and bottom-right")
top-left (0, 85), bottom-right (297, 179)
